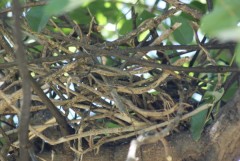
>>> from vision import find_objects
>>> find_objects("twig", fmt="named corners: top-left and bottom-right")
top-left (30, 76), bottom-right (74, 136)
top-left (164, 0), bottom-right (203, 20)
top-left (150, 22), bottom-right (182, 46)
top-left (105, 8), bottom-right (178, 46)
top-left (101, 75), bottom-right (128, 114)
top-left (0, 1), bottom-right (47, 14)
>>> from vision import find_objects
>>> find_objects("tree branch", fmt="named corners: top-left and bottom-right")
top-left (164, 0), bottom-right (203, 20)
top-left (12, 0), bottom-right (31, 160)
top-left (0, 1), bottom-right (47, 14)
top-left (29, 76), bottom-right (74, 136)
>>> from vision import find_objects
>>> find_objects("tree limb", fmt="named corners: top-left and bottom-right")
top-left (12, 0), bottom-right (31, 160)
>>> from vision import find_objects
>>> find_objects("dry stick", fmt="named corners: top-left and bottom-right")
top-left (12, 0), bottom-right (32, 160)
top-left (101, 76), bottom-right (128, 114)
top-left (105, 8), bottom-right (179, 47)
top-left (164, 0), bottom-right (203, 20)
top-left (0, 1), bottom-right (47, 14)
top-left (149, 22), bottom-right (182, 46)
top-left (29, 76), bottom-right (74, 136)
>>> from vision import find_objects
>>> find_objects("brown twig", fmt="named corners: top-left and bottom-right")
top-left (29, 76), bottom-right (74, 136)
top-left (164, 0), bottom-right (203, 20)
top-left (0, 1), bottom-right (47, 14)
top-left (105, 8), bottom-right (178, 47)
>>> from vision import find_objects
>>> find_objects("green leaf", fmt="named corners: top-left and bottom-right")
top-left (200, 0), bottom-right (240, 37)
top-left (69, 7), bottom-right (91, 24)
top-left (26, 0), bottom-right (93, 32)
top-left (217, 50), bottom-right (232, 64)
top-left (190, 107), bottom-right (208, 141)
top-left (222, 82), bottom-right (238, 102)
top-left (88, 1), bottom-right (121, 23)
top-left (118, 19), bottom-right (132, 35)
top-left (103, 56), bottom-right (120, 66)
top-left (190, 1), bottom-right (206, 13)
top-left (181, 1), bottom-right (206, 21)
top-left (171, 16), bottom-right (193, 44)
top-left (105, 122), bottom-right (120, 128)
top-left (26, 6), bottom-right (50, 32)
top-left (44, 0), bottom-right (93, 16)
top-left (190, 88), bottom-right (224, 141)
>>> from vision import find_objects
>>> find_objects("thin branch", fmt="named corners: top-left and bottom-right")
top-left (105, 8), bottom-right (178, 46)
top-left (164, 0), bottom-right (203, 20)
top-left (0, 1), bottom-right (47, 14)
top-left (12, 0), bottom-right (31, 160)
top-left (30, 76), bottom-right (74, 136)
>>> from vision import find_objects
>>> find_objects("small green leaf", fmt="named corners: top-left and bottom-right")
top-left (105, 122), bottom-right (120, 128)
top-left (26, 0), bottom-right (93, 32)
top-left (103, 56), bottom-right (120, 66)
top-left (217, 50), bottom-right (232, 64)
top-left (26, 6), bottom-right (49, 32)
top-left (190, 107), bottom-right (208, 141)
top-left (190, 88), bottom-right (224, 141)
top-left (222, 82), bottom-right (238, 102)
top-left (171, 16), bottom-right (193, 44)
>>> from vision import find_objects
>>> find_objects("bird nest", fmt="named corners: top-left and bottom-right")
top-left (0, 14), bottom-right (201, 155)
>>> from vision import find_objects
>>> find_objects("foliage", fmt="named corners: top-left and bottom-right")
top-left (190, 88), bottom-right (224, 140)
top-left (0, 0), bottom-right (239, 159)
top-left (200, 0), bottom-right (240, 65)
